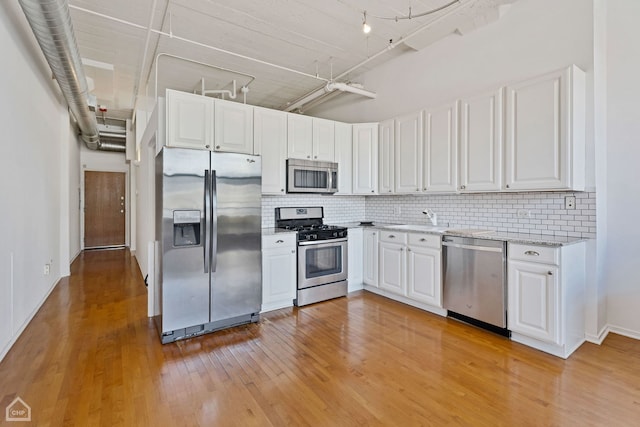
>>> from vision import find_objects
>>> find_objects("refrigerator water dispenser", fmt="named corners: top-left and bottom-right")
top-left (173, 210), bottom-right (201, 247)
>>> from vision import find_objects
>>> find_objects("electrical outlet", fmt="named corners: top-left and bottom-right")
top-left (565, 196), bottom-right (576, 210)
top-left (393, 206), bottom-right (401, 216)
top-left (44, 264), bottom-right (50, 275)
top-left (517, 209), bottom-right (531, 218)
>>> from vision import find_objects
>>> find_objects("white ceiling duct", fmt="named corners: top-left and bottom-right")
top-left (284, 82), bottom-right (377, 113)
top-left (18, 0), bottom-right (124, 153)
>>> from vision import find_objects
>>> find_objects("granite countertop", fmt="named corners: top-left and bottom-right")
top-left (336, 222), bottom-right (586, 247)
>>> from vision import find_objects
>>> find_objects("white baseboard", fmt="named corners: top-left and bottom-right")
top-left (607, 324), bottom-right (640, 341)
top-left (585, 325), bottom-right (610, 345)
top-left (0, 276), bottom-right (61, 363)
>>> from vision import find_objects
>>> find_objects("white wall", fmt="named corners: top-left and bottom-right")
top-left (69, 128), bottom-right (82, 262)
top-left (603, 0), bottom-right (640, 338)
top-left (311, 0), bottom-right (595, 190)
top-left (0, 0), bottom-right (70, 360)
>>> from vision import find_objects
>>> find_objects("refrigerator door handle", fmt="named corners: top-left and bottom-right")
top-left (211, 170), bottom-right (218, 273)
top-left (204, 170), bottom-right (211, 273)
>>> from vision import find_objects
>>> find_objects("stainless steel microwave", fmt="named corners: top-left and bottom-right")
top-left (287, 159), bottom-right (338, 194)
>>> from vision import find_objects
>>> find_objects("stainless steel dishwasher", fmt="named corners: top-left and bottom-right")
top-left (442, 236), bottom-right (508, 335)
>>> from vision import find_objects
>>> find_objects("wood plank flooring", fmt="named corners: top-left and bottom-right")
top-left (1, 249), bottom-right (639, 426)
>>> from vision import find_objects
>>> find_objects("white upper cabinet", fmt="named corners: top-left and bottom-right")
top-left (214, 99), bottom-right (254, 154)
top-left (334, 122), bottom-right (353, 194)
top-left (166, 89), bottom-right (213, 150)
top-left (459, 89), bottom-right (503, 192)
top-left (254, 107), bottom-right (287, 195)
top-left (378, 119), bottom-right (395, 194)
top-left (353, 123), bottom-right (379, 194)
top-left (423, 101), bottom-right (458, 192)
top-left (312, 117), bottom-right (335, 161)
top-left (287, 115), bottom-right (335, 161)
top-left (287, 114), bottom-right (314, 159)
top-left (395, 111), bottom-right (423, 194)
top-left (504, 65), bottom-right (585, 191)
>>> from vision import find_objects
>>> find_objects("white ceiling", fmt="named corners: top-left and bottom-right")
top-left (66, 0), bottom-right (516, 120)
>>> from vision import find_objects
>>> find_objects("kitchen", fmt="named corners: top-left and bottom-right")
top-left (1, 0), bottom-right (639, 425)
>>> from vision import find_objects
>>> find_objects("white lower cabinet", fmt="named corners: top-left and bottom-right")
top-left (406, 234), bottom-right (442, 307)
top-left (365, 230), bottom-right (444, 315)
top-left (262, 233), bottom-right (297, 312)
top-left (507, 242), bottom-right (586, 358)
top-left (378, 240), bottom-right (406, 295)
top-left (363, 229), bottom-right (378, 286)
top-left (347, 227), bottom-right (364, 292)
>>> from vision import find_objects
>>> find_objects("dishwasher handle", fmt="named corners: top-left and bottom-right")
top-left (442, 241), bottom-right (504, 253)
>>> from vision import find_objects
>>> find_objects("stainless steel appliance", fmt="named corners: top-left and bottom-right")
top-left (155, 147), bottom-right (262, 344)
top-left (442, 236), bottom-right (509, 336)
top-left (275, 207), bottom-right (348, 306)
top-left (286, 159), bottom-right (338, 193)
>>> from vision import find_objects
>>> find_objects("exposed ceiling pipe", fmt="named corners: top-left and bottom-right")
top-left (18, 0), bottom-right (125, 152)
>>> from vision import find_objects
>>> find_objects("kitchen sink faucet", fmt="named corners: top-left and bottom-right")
top-left (423, 209), bottom-right (438, 226)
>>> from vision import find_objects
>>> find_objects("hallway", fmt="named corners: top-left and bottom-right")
top-left (1, 250), bottom-right (639, 426)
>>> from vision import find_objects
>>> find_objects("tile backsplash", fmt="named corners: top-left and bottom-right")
top-left (262, 191), bottom-right (596, 239)
top-left (262, 195), bottom-right (366, 228)
top-left (365, 191), bottom-right (596, 239)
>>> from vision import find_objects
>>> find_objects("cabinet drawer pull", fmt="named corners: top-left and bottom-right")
top-left (524, 250), bottom-right (540, 256)
top-left (276, 239), bottom-right (284, 243)
top-left (388, 235), bottom-right (396, 238)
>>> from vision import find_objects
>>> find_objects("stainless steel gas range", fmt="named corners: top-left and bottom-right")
top-left (275, 207), bottom-right (348, 306)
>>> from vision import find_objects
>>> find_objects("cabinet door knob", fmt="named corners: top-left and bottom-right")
top-left (460, 185), bottom-right (466, 190)
top-left (524, 251), bottom-right (540, 256)
top-left (548, 271), bottom-right (553, 276)
top-left (205, 145), bottom-right (210, 148)
top-left (314, 155), bottom-right (318, 159)
top-left (420, 238), bottom-right (426, 242)
top-left (371, 190), bottom-right (374, 193)
top-left (416, 188), bottom-right (419, 191)
top-left (216, 145), bottom-right (221, 149)
top-left (506, 184), bottom-right (510, 188)
top-left (407, 248), bottom-right (411, 252)
top-left (423, 188), bottom-right (427, 191)
top-left (281, 189), bottom-right (284, 192)
top-left (307, 155), bottom-right (311, 159)
top-left (292, 250), bottom-right (296, 254)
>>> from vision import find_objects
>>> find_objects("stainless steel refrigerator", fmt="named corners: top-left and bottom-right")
top-left (155, 147), bottom-right (262, 344)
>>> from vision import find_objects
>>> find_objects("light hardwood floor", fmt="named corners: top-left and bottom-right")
top-left (1, 249), bottom-right (639, 426)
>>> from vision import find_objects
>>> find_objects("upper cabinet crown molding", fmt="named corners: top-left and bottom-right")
top-left (504, 65), bottom-right (586, 191)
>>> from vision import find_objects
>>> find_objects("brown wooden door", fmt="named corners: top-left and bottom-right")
top-left (84, 171), bottom-right (126, 248)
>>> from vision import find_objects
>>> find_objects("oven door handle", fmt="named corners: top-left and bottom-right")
top-left (298, 237), bottom-right (348, 246)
